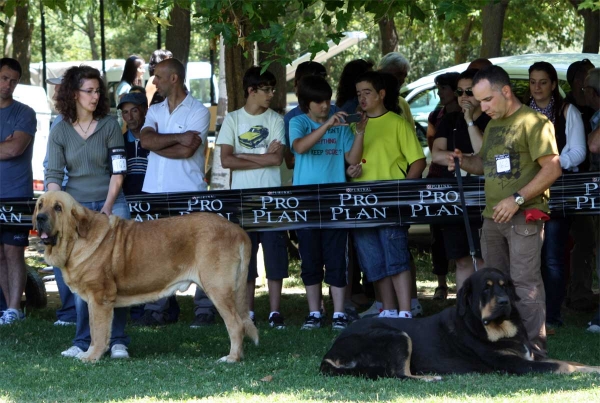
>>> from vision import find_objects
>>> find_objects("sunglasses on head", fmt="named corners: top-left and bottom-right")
top-left (455, 89), bottom-right (473, 97)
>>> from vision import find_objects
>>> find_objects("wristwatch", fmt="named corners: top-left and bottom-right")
top-left (513, 192), bottom-right (525, 206)
top-left (467, 121), bottom-right (475, 127)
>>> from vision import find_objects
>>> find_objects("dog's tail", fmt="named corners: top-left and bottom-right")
top-left (237, 236), bottom-right (259, 346)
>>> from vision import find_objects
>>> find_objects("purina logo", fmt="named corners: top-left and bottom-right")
top-left (426, 184), bottom-right (452, 190)
top-left (267, 190), bottom-right (292, 196)
top-left (191, 194), bottom-right (215, 200)
top-left (593, 177), bottom-right (599, 183)
top-left (346, 187), bottom-right (371, 193)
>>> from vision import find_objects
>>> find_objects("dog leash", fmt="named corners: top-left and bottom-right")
top-left (454, 156), bottom-right (479, 271)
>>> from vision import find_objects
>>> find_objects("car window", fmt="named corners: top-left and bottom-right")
top-left (408, 87), bottom-right (440, 126)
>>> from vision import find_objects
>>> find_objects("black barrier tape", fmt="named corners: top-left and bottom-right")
top-left (2, 172), bottom-right (598, 231)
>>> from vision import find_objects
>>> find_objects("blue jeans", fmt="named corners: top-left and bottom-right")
top-left (54, 267), bottom-right (76, 322)
top-left (353, 226), bottom-right (411, 282)
top-left (541, 217), bottom-right (570, 326)
top-left (0, 288), bottom-right (6, 311)
top-left (73, 196), bottom-right (131, 350)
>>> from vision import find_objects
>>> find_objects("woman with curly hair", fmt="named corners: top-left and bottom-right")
top-left (46, 65), bottom-right (131, 360)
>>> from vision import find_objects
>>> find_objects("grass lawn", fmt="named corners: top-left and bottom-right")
top-left (0, 250), bottom-right (598, 403)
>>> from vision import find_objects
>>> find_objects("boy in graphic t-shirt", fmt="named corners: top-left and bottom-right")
top-left (289, 75), bottom-right (365, 330)
top-left (216, 66), bottom-right (289, 329)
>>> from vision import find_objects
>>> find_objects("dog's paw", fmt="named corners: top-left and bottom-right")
top-left (77, 351), bottom-right (100, 363)
top-left (218, 355), bottom-right (240, 363)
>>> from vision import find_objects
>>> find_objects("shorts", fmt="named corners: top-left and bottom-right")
top-left (353, 225), bottom-right (410, 282)
top-left (248, 231), bottom-right (289, 281)
top-left (0, 228), bottom-right (29, 247)
top-left (441, 222), bottom-right (482, 260)
top-left (296, 229), bottom-right (348, 288)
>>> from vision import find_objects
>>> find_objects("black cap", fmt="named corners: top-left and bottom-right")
top-left (117, 92), bottom-right (147, 109)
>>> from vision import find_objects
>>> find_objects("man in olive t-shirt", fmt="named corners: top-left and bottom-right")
top-left (448, 66), bottom-right (561, 358)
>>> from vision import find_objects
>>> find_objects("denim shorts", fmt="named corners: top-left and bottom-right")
top-left (248, 231), bottom-right (289, 281)
top-left (352, 225), bottom-right (410, 282)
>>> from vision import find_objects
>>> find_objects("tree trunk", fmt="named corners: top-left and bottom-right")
top-left (257, 41), bottom-right (286, 114)
top-left (378, 16), bottom-right (398, 55)
top-left (480, 0), bottom-right (510, 58)
top-left (569, 0), bottom-right (600, 53)
top-left (224, 43), bottom-right (253, 112)
top-left (210, 36), bottom-right (231, 191)
top-left (12, 5), bottom-right (32, 84)
top-left (165, 2), bottom-right (191, 65)
top-left (86, 11), bottom-right (99, 60)
top-left (454, 17), bottom-right (474, 64)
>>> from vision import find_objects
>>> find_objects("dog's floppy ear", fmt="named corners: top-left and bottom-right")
top-left (32, 198), bottom-right (40, 229)
top-left (457, 276), bottom-right (473, 316)
top-left (71, 204), bottom-right (90, 238)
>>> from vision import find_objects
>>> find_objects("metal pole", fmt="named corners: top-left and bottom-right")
top-left (157, 24), bottom-right (161, 50)
top-left (100, 0), bottom-right (106, 79)
top-left (210, 48), bottom-right (215, 105)
top-left (40, 1), bottom-right (47, 93)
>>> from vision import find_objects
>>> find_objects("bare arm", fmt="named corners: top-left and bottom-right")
top-left (0, 131), bottom-right (32, 160)
top-left (140, 127), bottom-right (202, 159)
top-left (406, 158), bottom-right (426, 179)
top-left (293, 111), bottom-right (348, 154)
top-left (431, 137), bottom-right (450, 166)
top-left (100, 174), bottom-right (125, 216)
top-left (491, 153), bottom-right (561, 223)
top-left (235, 140), bottom-right (284, 167)
top-left (588, 127), bottom-right (600, 154)
top-left (448, 148), bottom-right (484, 175)
top-left (426, 122), bottom-right (436, 151)
top-left (344, 114), bottom-right (367, 165)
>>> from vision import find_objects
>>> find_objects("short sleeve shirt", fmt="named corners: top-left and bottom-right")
top-left (216, 107), bottom-right (285, 189)
top-left (141, 94), bottom-right (211, 193)
top-left (480, 105), bottom-right (558, 217)
top-left (0, 100), bottom-right (37, 197)
top-left (289, 112), bottom-right (354, 185)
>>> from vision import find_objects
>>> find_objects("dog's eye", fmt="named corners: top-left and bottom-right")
top-left (54, 204), bottom-right (62, 212)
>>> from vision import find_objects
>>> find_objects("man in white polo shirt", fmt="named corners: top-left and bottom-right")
top-left (139, 58), bottom-right (215, 327)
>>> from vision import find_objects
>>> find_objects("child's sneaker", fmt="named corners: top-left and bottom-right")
top-left (332, 314), bottom-right (349, 330)
top-left (301, 314), bottom-right (321, 330)
top-left (268, 313), bottom-right (286, 329)
top-left (359, 301), bottom-right (382, 318)
top-left (378, 310), bottom-right (399, 318)
top-left (411, 302), bottom-right (424, 317)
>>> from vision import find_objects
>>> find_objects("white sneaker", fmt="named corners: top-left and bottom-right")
top-left (411, 303), bottom-right (424, 317)
top-left (378, 310), bottom-right (399, 318)
top-left (54, 320), bottom-right (76, 326)
top-left (110, 344), bottom-right (129, 359)
top-left (61, 346), bottom-right (84, 358)
top-left (359, 302), bottom-right (382, 318)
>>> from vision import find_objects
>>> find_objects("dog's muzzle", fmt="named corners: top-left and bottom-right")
top-left (36, 213), bottom-right (57, 246)
top-left (482, 295), bottom-right (511, 325)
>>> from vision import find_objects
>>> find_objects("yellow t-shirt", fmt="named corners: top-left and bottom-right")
top-left (354, 111), bottom-right (425, 182)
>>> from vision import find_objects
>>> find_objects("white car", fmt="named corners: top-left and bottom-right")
top-left (402, 53), bottom-right (600, 129)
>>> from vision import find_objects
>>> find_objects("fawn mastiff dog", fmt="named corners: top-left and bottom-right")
top-left (321, 268), bottom-right (600, 380)
top-left (34, 191), bottom-right (258, 363)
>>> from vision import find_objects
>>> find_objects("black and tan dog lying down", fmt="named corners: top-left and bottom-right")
top-left (34, 191), bottom-right (258, 363)
top-left (321, 268), bottom-right (600, 380)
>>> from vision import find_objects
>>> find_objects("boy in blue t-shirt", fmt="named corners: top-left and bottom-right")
top-left (289, 75), bottom-right (365, 330)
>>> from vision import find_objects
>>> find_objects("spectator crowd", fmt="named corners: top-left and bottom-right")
top-left (0, 50), bottom-right (598, 362)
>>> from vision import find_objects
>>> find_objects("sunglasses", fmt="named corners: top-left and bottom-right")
top-left (455, 89), bottom-right (473, 97)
